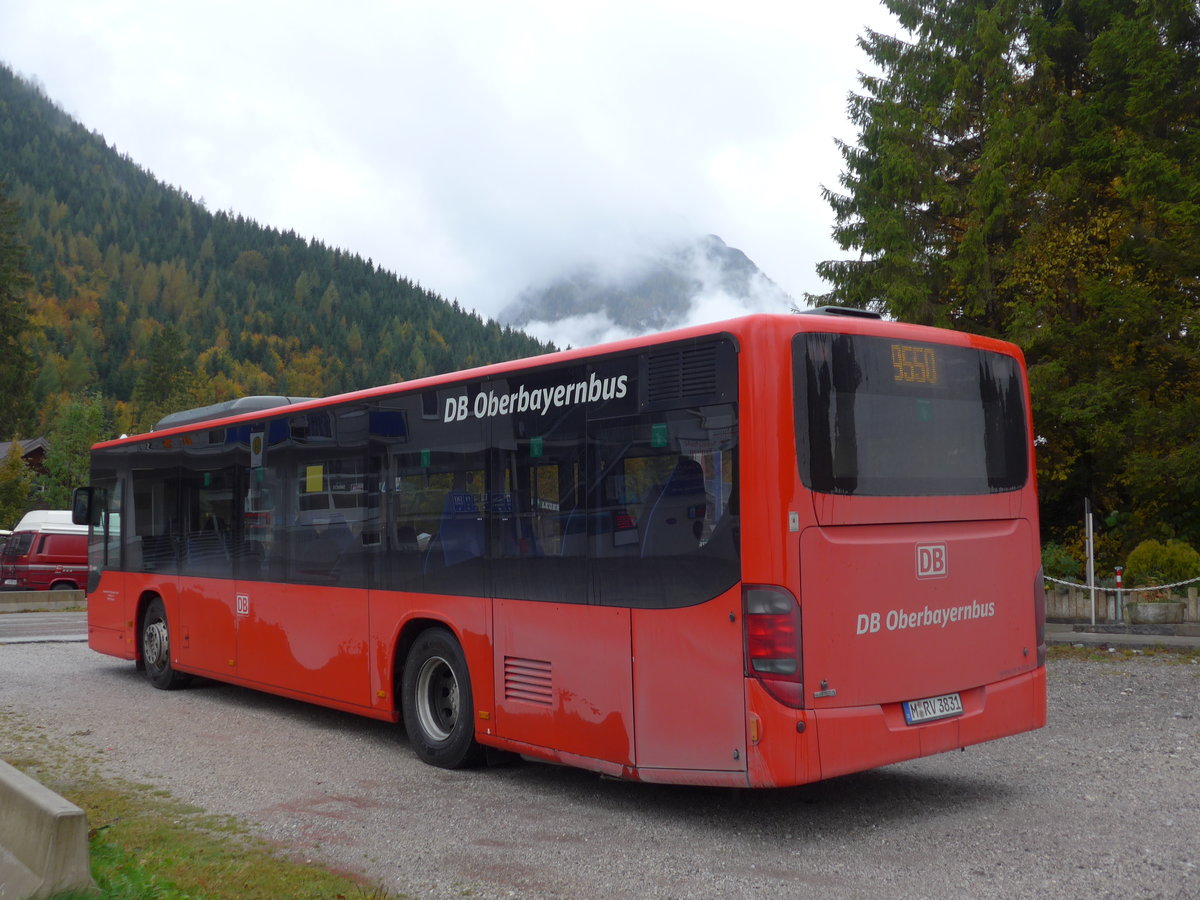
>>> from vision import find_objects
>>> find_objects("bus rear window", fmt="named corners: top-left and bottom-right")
top-left (794, 333), bottom-right (1028, 496)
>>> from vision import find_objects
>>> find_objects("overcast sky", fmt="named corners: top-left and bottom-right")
top-left (0, 0), bottom-right (898, 322)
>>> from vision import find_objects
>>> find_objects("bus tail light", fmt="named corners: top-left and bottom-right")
top-left (744, 585), bottom-right (804, 708)
top-left (613, 513), bottom-right (637, 532)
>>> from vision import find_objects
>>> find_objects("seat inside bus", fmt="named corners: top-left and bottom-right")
top-left (639, 457), bottom-right (706, 558)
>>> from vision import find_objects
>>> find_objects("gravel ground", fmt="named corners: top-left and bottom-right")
top-left (1, 643), bottom-right (1197, 899)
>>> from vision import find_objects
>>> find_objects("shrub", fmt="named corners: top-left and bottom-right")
top-left (1041, 543), bottom-right (1081, 581)
top-left (1123, 539), bottom-right (1200, 590)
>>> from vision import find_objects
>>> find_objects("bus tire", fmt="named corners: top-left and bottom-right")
top-left (141, 597), bottom-right (188, 690)
top-left (401, 628), bottom-right (485, 769)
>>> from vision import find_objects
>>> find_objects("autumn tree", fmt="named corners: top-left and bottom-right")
top-left (818, 0), bottom-right (1200, 551)
top-left (40, 392), bottom-right (106, 507)
top-left (0, 439), bottom-right (34, 528)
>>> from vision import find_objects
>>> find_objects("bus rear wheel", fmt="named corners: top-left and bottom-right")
top-left (401, 628), bottom-right (485, 768)
top-left (141, 597), bottom-right (188, 690)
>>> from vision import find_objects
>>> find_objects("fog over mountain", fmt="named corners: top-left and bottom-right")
top-left (500, 235), bottom-right (795, 349)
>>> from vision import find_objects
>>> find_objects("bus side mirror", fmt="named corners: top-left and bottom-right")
top-left (72, 487), bottom-right (98, 527)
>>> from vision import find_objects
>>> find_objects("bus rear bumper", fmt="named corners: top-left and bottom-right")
top-left (809, 666), bottom-right (1047, 783)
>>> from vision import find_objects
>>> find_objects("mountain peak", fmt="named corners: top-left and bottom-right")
top-left (500, 234), bottom-right (793, 348)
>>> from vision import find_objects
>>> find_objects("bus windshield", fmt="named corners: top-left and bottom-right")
top-left (794, 332), bottom-right (1028, 496)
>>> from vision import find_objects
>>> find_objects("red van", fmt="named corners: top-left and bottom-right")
top-left (0, 510), bottom-right (88, 591)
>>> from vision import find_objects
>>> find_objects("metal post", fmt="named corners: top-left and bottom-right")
top-left (1085, 499), bottom-right (1096, 626)
top-left (1114, 566), bottom-right (1124, 623)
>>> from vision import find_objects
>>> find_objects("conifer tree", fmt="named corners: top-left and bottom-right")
top-left (132, 326), bottom-right (199, 431)
top-left (818, 0), bottom-right (1200, 549)
top-left (0, 185), bottom-right (35, 434)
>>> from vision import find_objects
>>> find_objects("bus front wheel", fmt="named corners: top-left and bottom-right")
top-left (141, 597), bottom-right (188, 690)
top-left (401, 628), bottom-right (485, 768)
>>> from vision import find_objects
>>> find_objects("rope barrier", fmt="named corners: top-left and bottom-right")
top-left (1043, 574), bottom-right (1200, 595)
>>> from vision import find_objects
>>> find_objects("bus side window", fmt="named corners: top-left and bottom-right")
top-left (701, 468), bottom-right (739, 561)
top-left (386, 464), bottom-right (440, 590)
top-left (132, 468), bottom-right (180, 574)
top-left (435, 472), bottom-right (485, 568)
top-left (639, 456), bottom-right (706, 558)
top-left (179, 467), bottom-right (235, 577)
top-left (284, 457), bottom-right (372, 587)
top-left (588, 407), bottom-right (739, 609)
top-left (385, 453), bottom-right (486, 595)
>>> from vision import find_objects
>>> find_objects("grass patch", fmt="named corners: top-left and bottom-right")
top-left (1048, 643), bottom-right (1200, 664)
top-left (1, 711), bottom-right (399, 900)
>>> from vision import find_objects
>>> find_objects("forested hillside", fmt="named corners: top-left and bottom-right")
top-left (0, 64), bottom-right (551, 438)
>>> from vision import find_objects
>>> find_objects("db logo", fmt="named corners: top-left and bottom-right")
top-left (916, 543), bottom-right (948, 579)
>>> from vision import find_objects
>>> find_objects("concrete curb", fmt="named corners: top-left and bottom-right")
top-left (0, 759), bottom-right (96, 899)
top-left (1045, 622), bottom-right (1200, 651)
top-left (0, 591), bottom-right (86, 613)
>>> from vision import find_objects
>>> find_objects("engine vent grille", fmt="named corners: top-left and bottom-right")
top-left (646, 343), bottom-right (720, 404)
top-left (504, 656), bottom-right (553, 707)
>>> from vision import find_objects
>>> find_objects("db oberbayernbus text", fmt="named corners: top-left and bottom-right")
top-left (74, 309), bottom-right (1046, 788)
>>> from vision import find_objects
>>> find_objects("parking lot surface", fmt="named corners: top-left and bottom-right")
top-left (1, 643), bottom-right (1196, 899)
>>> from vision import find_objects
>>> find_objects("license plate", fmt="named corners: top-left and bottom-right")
top-left (903, 692), bottom-right (963, 725)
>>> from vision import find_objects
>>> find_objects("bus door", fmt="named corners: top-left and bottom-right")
top-left (126, 435), bottom-right (235, 677)
top-left (174, 463), bottom-right (239, 677)
top-left (233, 411), bottom-right (374, 707)
top-left (615, 412), bottom-right (746, 775)
top-left (487, 383), bottom-right (638, 769)
top-left (85, 473), bottom-right (129, 658)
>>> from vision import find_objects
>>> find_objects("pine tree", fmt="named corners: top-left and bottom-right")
top-left (131, 326), bottom-right (198, 430)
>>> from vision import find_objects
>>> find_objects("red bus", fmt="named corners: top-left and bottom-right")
top-left (74, 310), bottom-right (1046, 788)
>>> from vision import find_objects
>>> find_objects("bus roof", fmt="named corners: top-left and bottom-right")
top-left (95, 311), bottom-right (1024, 449)
top-left (153, 395), bottom-right (316, 432)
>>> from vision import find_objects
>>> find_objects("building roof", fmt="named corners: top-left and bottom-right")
top-left (0, 437), bottom-right (49, 459)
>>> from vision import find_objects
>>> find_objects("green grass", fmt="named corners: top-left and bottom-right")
top-left (1047, 643), bottom-right (1200, 663)
top-left (1, 712), bottom-right (399, 900)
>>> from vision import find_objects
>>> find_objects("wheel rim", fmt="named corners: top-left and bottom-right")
top-left (144, 618), bottom-right (168, 672)
top-left (414, 654), bottom-right (459, 743)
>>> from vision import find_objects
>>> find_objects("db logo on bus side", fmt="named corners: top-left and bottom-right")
top-left (916, 543), bottom-right (948, 579)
